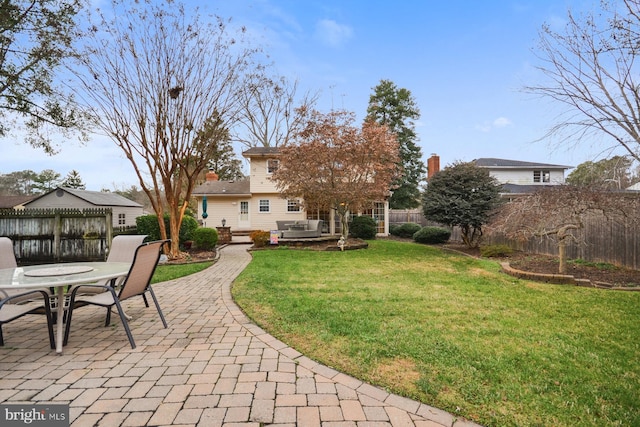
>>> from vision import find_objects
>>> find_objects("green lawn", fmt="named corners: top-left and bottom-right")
top-left (151, 261), bottom-right (213, 284)
top-left (232, 240), bottom-right (640, 427)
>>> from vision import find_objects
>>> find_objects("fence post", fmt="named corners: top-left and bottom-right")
top-left (54, 212), bottom-right (62, 262)
top-left (106, 210), bottom-right (113, 257)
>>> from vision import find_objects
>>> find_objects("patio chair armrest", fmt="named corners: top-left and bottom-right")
top-left (68, 284), bottom-right (114, 298)
top-left (0, 289), bottom-right (51, 307)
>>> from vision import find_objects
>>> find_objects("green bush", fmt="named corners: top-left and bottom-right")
top-left (250, 230), bottom-right (271, 248)
top-left (480, 244), bottom-right (513, 258)
top-left (413, 226), bottom-right (451, 244)
top-left (135, 215), bottom-right (160, 240)
top-left (349, 216), bottom-right (377, 239)
top-left (389, 224), bottom-right (400, 235)
top-left (135, 214), bottom-right (199, 245)
top-left (192, 227), bottom-right (219, 250)
top-left (393, 222), bottom-right (422, 238)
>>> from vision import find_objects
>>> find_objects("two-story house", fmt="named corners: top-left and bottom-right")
top-left (473, 158), bottom-right (572, 195)
top-left (192, 147), bottom-right (391, 236)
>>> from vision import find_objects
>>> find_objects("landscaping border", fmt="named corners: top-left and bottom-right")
top-left (500, 262), bottom-right (640, 291)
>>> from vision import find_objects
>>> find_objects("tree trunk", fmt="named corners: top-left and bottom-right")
top-left (558, 239), bottom-right (567, 274)
top-left (556, 225), bottom-right (577, 275)
top-left (168, 211), bottom-right (183, 258)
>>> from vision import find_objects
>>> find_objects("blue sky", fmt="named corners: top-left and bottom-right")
top-left (2, 0), bottom-right (610, 191)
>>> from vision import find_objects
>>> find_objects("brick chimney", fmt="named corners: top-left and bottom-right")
top-left (427, 154), bottom-right (440, 179)
top-left (206, 171), bottom-right (219, 181)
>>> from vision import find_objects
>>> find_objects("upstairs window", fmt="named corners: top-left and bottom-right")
top-left (259, 199), bottom-right (270, 213)
top-left (267, 159), bottom-right (279, 174)
top-left (287, 199), bottom-right (301, 212)
top-left (533, 170), bottom-right (551, 183)
top-left (118, 213), bottom-right (126, 225)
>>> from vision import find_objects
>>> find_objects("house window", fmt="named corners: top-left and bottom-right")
top-left (533, 170), bottom-right (551, 183)
top-left (287, 199), bottom-right (300, 212)
top-left (267, 159), bottom-right (279, 174)
top-left (259, 199), bottom-right (270, 213)
top-left (118, 213), bottom-right (126, 225)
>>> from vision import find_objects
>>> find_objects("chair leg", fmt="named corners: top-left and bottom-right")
top-left (0, 326), bottom-right (4, 346)
top-left (146, 287), bottom-right (168, 328)
top-left (112, 298), bottom-right (136, 349)
top-left (43, 299), bottom-right (55, 350)
top-left (142, 294), bottom-right (149, 308)
top-left (63, 300), bottom-right (75, 347)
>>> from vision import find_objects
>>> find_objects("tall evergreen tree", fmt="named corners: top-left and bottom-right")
top-left (366, 79), bottom-right (426, 209)
top-left (61, 169), bottom-right (85, 189)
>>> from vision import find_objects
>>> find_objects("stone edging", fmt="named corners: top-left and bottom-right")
top-left (500, 262), bottom-right (640, 291)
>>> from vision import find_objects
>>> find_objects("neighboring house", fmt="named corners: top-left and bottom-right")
top-left (474, 158), bottom-right (572, 195)
top-left (192, 147), bottom-right (391, 235)
top-left (0, 195), bottom-right (37, 209)
top-left (23, 187), bottom-right (144, 227)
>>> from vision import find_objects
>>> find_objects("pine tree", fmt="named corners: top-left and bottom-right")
top-left (61, 169), bottom-right (86, 189)
top-left (366, 80), bottom-right (426, 209)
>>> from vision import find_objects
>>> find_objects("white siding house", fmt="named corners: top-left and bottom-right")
top-left (192, 147), bottom-right (391, 235)
top-left (24, 187), bottom-right (144, 227)
top-left (474, 158), bottom-right (572, 194)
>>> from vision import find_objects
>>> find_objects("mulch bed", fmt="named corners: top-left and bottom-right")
top-left (441, 243), bottom-right (640, 288)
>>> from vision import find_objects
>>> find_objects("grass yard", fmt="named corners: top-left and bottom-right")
top-left (232, 240), bottom-right (640, 427)
top-left (151, 261), bottom-right (213, 284)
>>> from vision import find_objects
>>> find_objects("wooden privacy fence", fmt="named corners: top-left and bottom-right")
top-left (482, 214), bottom-right (640, 270)
top-left (0, 208), bottom-right (113, 265)
top-left (390, 208), bottom-right (640, 270)
top-left (389, 209), bottom-right (429, 226)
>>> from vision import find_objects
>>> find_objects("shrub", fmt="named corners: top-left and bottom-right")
top-left (393, 222), bottom-right (422, 238)
top-left (250, 230), bottom-right (271, 248)
top-left (480, 244), bottom-right (513, 258)
top-left (191, 227), bottom-right (219, 250)
top-left (389, 224), bottom-right (400, 236)
top-left (135, 214), bottom-right (199, 245)
top-left (413, 226), bottom-right (451, 244)
top-left (349, 216), bottom-right (377, 239)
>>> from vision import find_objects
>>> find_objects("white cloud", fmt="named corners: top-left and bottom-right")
top-left (314, 19), bottom-right (353, 47)
top-left (475, 123), bottom-right (493, 133)
top-left (475, 117), bottom-right (513, 132)
top-left (493, 117), bottom-right (512, 128)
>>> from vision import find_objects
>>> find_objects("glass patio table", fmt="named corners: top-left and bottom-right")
top-left (0, 262), bottom-right (131, 354)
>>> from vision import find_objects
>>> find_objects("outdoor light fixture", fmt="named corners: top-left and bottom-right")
top-left (222, 218), bottom-right (226, 227)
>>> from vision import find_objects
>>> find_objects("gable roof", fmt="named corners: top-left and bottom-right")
top-left (25, 187), bottom-right (143, 208)
top-left (474, 158), bottom-right (572, 170)
top-left (192, 179), bottom-right (251, 196)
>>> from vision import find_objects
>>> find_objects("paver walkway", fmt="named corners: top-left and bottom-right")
top-left (0, 243), bottom-right (481, 427)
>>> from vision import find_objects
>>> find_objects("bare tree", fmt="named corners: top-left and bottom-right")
top-left (72, 0), bottom-right (259, 257)
top-left (272, 109), bottom-right (400, 239)
top-left (233, 73), bottom-right (318, 148)
top-left (488, 186), bottom-right (637, 273)
top-left (527, 0), bottom-right (640, 162)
